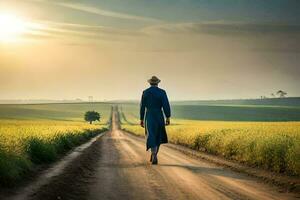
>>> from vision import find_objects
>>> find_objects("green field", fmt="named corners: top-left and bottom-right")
top-left (173, 97), bottom-right (300, 107)
top-left (0, 103), bottom-right (112, 122)
top-left (120, 102), bottom-right (300, 176)
top-left (120, 101), bottom-right (300, 121)
top-left (0, 103), bottom-right (111, 186)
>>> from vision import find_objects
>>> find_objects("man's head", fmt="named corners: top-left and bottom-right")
top-left (148, 76), bottom-right (161, 86)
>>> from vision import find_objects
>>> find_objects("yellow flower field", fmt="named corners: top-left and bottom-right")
top-left (120, 111), bottom-right (300, 176)
top-left (0, 120), bottom-right (106, 154)
top-left (0, 119), bottom-right (108, 185)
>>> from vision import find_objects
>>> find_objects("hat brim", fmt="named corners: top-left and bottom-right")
top-left (148, 79), bottom-right (161, 84)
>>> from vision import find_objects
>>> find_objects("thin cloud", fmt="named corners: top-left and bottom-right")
top-left (251, 47), bottom-right (300, 53)
top-left (28, 0), bottom-right (162, 22)
top-left (143, 22), bottom-right (300, 36)
top-left (23, 32), bottom-right (56, 40)
top-left (37, 20), bottom-right (142, 36)
top-left (56, 2), bottom-right (162, 23)
top-left (22, 20), bottom-right (144, 43)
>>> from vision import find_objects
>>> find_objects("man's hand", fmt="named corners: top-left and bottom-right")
top-left (166, 118), bottom-right (170, 126)
top-left (140, 120), bottom-right (144, 128)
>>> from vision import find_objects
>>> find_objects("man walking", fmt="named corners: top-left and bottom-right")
top-left (140, 76), bottom-right (171, 165)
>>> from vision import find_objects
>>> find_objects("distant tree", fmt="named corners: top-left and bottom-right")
top-left (84, 111), bottom-right (100, 124)
top-left (276, 90), bottom-right (287, 98)
top-left (271, 93), bottom-right (275, 98)
top-left (260, 96), bottom-right (267, 99)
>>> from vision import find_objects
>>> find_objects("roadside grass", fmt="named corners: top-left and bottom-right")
top-left (0, 120), bottom-right (108, 186)
top-left (120, 110), bottom-right (300, 176)
top-left (0, 149), bottom-right (31, 186)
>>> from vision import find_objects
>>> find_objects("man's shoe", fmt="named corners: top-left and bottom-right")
top-left (152, 155), bottom-right (158, 165)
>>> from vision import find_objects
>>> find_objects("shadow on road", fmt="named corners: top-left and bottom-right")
top-left (159, 164), bottom-right (252, 180)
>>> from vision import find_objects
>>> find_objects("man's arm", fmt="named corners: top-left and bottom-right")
top-left (140, 91), bottom-right (146, 128)
top-left (162, 90), bottom-right (171, 125)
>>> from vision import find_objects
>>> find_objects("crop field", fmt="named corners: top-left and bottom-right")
top-left (0, 103), bottom-right (111, 185)
top-left (120, 101), bottom-right (300, 121)
top-left (0, 103), bottom-right (112, 122)
top-left (120, 103), bottom-right (300, 176)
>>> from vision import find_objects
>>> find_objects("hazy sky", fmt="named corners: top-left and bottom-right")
top-left (0, 0), bottom-right (299, 100)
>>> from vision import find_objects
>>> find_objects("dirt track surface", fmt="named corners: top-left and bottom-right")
top-left (11, 110), bottom-right (299, 200)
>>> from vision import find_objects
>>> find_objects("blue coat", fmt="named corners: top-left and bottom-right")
top-left (140, 86), bottom-right (171, 150)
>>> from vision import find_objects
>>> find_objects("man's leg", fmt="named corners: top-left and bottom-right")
top-left (149, 147), bottom-right (156, 162)
top-left (150, 146), bottom-right (159, 164)
top-left (151, 146), bottom-right (158, 155)
top-left (156, 145), bottom-right (160, 154)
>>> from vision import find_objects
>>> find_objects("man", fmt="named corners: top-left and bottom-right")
top-left (140, 76), bottom-right (171, 165)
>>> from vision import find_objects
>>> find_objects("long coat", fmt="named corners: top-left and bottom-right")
top-left (140, 86), bottom-right (171, 150)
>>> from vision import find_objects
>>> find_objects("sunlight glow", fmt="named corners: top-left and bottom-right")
top-left (0, 13), bottom-right (27, 42)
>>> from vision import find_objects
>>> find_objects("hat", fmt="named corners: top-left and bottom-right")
top-left (148, 76), bottom-right (161, 84)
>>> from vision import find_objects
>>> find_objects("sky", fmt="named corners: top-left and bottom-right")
top-left (0, 0), bottom-right (299, 101)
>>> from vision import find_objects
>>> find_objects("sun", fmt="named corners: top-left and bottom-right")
top-left (0, 13), bottom-right (27, 42)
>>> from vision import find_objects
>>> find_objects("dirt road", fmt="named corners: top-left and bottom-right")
top-left (19, 109), bottom-right (299, 200)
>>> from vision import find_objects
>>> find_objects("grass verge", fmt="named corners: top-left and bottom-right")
top-left (0, 128), bottom-right (107, 186)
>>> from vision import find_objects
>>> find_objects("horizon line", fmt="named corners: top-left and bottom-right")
top-left (0, 96), bottom-right (299, 103)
